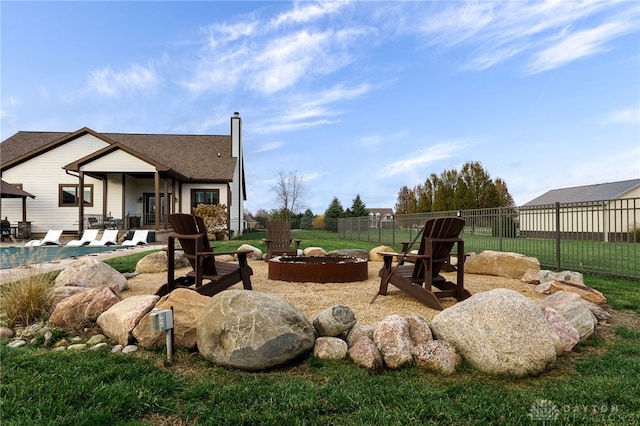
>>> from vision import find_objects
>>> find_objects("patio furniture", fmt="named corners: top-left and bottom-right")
top-left (66, 229), bottom-right (100, 246)
top-left (374, 217), bottom-right (471, 310)
top-left (25, 229), bottom-right (63, 247)
top-left (262, 220), bottom-right (301, 260)
top-left (88, 229), bottom-right (119, 246)
top-left (122, 230), bottom-right (148, 246)
top-left (156, 213), bottom-right (253, 297)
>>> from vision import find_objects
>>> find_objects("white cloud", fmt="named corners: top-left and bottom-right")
top-left (405, 0), bottom-right (638, 73)
top-left (255, 141), bottom-right (284, 153)
top-left (379, 140), bottom-right (466, 178)
top-left (87, 64), bottom-right (160, 97)
top-left (604, 106), bottom-right (640, 124)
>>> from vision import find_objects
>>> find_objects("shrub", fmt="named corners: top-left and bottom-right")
top-left (491, 216), bottom-right (517, 238)
top-left (0, 273), bottom-right (54, 327)
top-left (194, 203), bottom-right (229, 239)
top-left (630, 223), bottom-right (640, 243)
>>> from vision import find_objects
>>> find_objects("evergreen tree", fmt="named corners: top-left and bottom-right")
top-left (324, 197), bottom-right (344, 232)
top-left (395, 186), bottom-right (417, 214)
top-left (300, 209), bottom-right (315, 230)
top-left (349, 194), bottom-right (369, 217)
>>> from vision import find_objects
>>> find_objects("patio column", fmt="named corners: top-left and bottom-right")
top-left (154, 171), bottom-right (160, 232)
top-left (78, 172), bottom-right (85, 233)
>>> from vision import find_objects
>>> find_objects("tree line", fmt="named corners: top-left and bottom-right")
top-left (248, 162), bottom-right (514, 228)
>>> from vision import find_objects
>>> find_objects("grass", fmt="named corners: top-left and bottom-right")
top-left (2, 234), bottom-right (639, 424)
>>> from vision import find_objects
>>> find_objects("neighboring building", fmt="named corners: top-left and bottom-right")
top-left (520, 179), bottom-right (640, 242)
top-left (368, 208), bottom-right (394, 228)
top-left (0, 113), bottom-right (247, 238)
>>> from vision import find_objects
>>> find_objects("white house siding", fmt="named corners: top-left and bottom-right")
top-left (105, 175), bottom-right (124, 221)
top-left (83, 150), bottom-right (156, 173)
top-left (1, 134), bottom-right (108, 234)
top-left (179, 183), bottom-right (229, 215)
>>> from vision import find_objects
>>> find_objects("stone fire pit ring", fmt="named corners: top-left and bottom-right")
top-left (268, 255), bottom-right (369, 283)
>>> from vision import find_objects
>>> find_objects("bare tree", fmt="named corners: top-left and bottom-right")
top-left (272, 170), bottom-right (305, 221)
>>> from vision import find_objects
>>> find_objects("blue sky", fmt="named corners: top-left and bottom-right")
top-left (2, 1), bottom-right (639, 215)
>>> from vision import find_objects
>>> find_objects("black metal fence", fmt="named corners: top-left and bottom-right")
top-left (337, 198), bottom-right (640, 280)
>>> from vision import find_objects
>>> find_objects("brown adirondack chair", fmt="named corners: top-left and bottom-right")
top-left (156, 213), bottom-right (253, 297)
top-left (262, 220), bottom-right (301, 260)
top-left (375, 216), bottom-right (471, 310)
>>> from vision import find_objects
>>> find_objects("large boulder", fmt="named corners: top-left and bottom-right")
top-left (313, 337), bottom-right (348, 360)
top-left (406, 314), bottom-right (433, 345)
top-left (538, 291), bottom-right (597, 341)
top-left (464, 250), bottom-right (540, 279)
top-left (135, 250), bottom-right (189, 273)
top-left (133, 289), bottom-right (210, 350)
top-left (303, 247), bottom-right (327, 257)
top-left (236, 244), bottom-right (263, 260)
top-left (49, 285), bottom-right (121, 329)
top-left (542, 307), bottom-right (580, 353)
top-left (196, 290), bottom-right (315, 371)
top-left (348, 336), bottom-right (383, 371)
top-left (373, 315), bottom-right (414, 370)
top-left (327, 249), bottom-right (369, 261)
top-left (313, 305), bottom-right (356, 337)
top-left (97, 295), bottom-right (159, 346)
top-left (431, 289), bottom-right (556, 377)
top-left (547, 281), bottom-right (607, 305)
top-left (369, 246), bottom-right (395, 262)
top-left (54, 257), bottom-right (128, 291)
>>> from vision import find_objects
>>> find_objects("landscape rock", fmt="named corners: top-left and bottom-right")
top-left (313, 336), bottom-right (348, 360)
top-left (538, 270), bottom-right (584, 285)
top-left (51, 286), bottom-right (88, 308)
top-left (135, 250), bottom-right (189, 273)
top-left (133, 288), bottom-right (210, 350)
top-left (538, 291), bottom-right (597, 341)
top-left (346, 324), bottom-right (376, 348)
top-left (97, 295), bottom-right (159, 346)
top-left (196, 290), bottom-right (315, 371)
top-left (413, 340), bottom-right (461, 375)
top-left (583, 300), bottom-right (611, 323)
top-left (373, 315), bottom-right (414, 370)
top-left (348, 336), bottom-right (383, 372)
top-left (405, 314), bottom-right (433, 345)
top-left (303, 247), bottom-right (327, 257)
top-left (431, 289), bottom-right (556, 377)
top-left (327, 249), bottom-right (369, 261)
top-left (313, 305), bottom-right (357, 337)
top-left (543, 307), bottom-right (580, 352)
top-left (520, 268), bottom-right (541, 284)
top-left (548, 281), bottom-right (607, 305)
top-left (54, 258), bottom-right (128, 291)
top-left (49, 285), bottom-right (121, 329)
top-left (464, 250), bottom-right (540, 279)
top-left (0, 327), bottom-right (15, 339)
top-left (369, 246), bottom-right (395, 262)
top-left (236, 244), bottom-right (263, 260)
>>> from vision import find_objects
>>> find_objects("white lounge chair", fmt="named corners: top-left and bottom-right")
top-left (88, 229), bottom-right (119, 246)
top-left (66, 229), bottom-right (100, 247)
top-left (122, 230), bottom-right (149, 246)
top-left (25, 230), bottom-right (63, 247)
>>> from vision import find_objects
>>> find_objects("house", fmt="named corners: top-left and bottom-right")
top-left (368, 208), bottom-right (394, 228)
top-left (0, 112), bottom-right (247, 239)
top-left (519, 179), bottom-right (640, 242)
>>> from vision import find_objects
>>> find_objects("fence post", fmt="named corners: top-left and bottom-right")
top-left (555, 202), bottom-right (561, 270)
top-left (498, 207), bottom-right (503, 252)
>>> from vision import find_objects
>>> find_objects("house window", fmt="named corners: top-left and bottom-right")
top-left (191, 189), bottom-right (219, 211)
top-left (59, 184), bottom-right (93, 207)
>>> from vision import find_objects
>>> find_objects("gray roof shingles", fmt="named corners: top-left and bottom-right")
top-left (524, 179), bottom-right (640, 206)
top-left (1, 130), bottom-right (237, 182)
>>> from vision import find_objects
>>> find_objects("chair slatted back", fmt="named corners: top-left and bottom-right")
top-left (412, 217), bottom-right (464, 280)
top-left (266, 221), bottom-right (293, 251)
top-left (169, 213), bottom-right (217, 276)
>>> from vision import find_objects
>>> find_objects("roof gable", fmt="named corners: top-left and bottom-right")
top-left (524, 179), bottom-right (640, 205)
top-left (1, 128), bottom-right (237, 182)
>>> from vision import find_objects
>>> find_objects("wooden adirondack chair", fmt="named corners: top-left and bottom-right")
top-left (375, 216), bottom-right (471, 310)
top-left (156, 213), bottom-right (253, 297)
top-left (262, 221), bottom-right (301, 260)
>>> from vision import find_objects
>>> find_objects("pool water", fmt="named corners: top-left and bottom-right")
top-left (0, 245), bottom-right (125, 269)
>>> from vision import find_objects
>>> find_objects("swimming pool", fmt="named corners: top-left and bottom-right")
top-left (0, 245), bottom-right (126, 269)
